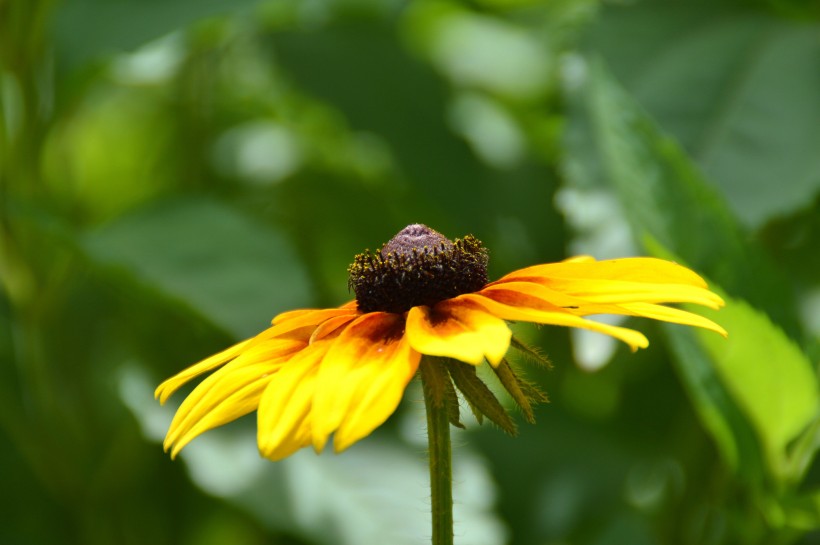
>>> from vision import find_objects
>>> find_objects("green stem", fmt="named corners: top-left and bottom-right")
top-left (422, 361), bottom-right (454, 545)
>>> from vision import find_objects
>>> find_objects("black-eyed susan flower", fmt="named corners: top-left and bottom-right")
top-left (156, 224), bottom-right (726, 461)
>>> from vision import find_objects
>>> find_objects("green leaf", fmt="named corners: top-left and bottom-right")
top-left (588, 0), bottom-right (820, 228)
top-left (83, 198), bottom-right (311, 338)
top-left (693, 295), bottom-right (819, 483)
top-left (663, 324), bottom-right (766, 480)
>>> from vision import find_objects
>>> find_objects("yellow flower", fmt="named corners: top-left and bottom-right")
top-left (156, 224), bottom-right (726, 461)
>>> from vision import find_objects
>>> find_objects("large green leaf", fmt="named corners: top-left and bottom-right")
top-left (662, 323), bottom-right (766, 480)
top-left (587, 0), bottom-right (820, 228)
top-left (675, 295), bottom-right (819, 482)
top-left (667, 292), bottom-right (820, 482)
top-left (84, 198), bottom-right (311, 338)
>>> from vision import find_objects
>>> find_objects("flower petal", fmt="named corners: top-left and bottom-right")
top-left (405, 299), bottom-right (512, 366)
top-left (479, 281), bottom-right (726, 340)
top-left (483, 280), bottom-right (725, 319)
top-left (461, 291), bottom-right (650, 351)
top-left (271, 301), bottom-right (357, 325)
top-left (271, 308), bottom-right (315, 325)
top-left (257, 341), bottom-right (331, 461)
top-left (163, 338), bottom-right (305, 456)
top-left (154, 339), bottom-right (252, 404)
top-left (493, 275), bottom-right (724, 309)
top-left (482, 281), bottom-right (613, 315)
top-left (165, 362), bottom-right (276, 458)
top-left (311, 313), bottom-right (421, 453)
top-left (265, 307), bottom-right (360, 338)
top-left (547, 279), bottom-right (724, 308)
top-left (332, 346), bottom-right (421, 452)
top-left (619, 302), bottom-right (728, 337)
top-left (494, 257), bottom-right (726, 310)
top-left (309, 314), bottom-right (359, 344)
top-left (496, 256), bottom-right (710, 286)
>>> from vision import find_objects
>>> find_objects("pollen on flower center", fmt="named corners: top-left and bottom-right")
top-left (348, 224), bottom-right (489, 314)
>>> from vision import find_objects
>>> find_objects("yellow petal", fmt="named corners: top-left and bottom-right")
top-left (271, 308), bottom-right (315, 325)
top-left (483, 279), bottom-right (723, 312)
top-left (265, 307), bottom-right (360, 338)
top-left (165, 361), bottom-right (280, 458)
top-left (257, 342), bottom-right (330, 461)
top-left (478, 281), bottom-right (726, 339)
top-left (619, 302), bottom-right (728, 337)
top-left (496, 256), bottom-right (709, 287)
top-left (309, 314), bottom-right (359, 344)
top-left (271, 301), bottom-right (357, 325)
top-left (163, 338), bottom-right (305, 456)
top-left (482, 281), bottom-right (613, 315)
top-left (544, 278), bottom-right (724, 308)
top-left (333, 339), bottom-right (420, 453)
top-left (310, 313), bottom-right (420, 453)
top-left (461, 291), bottom-right (649, 351)
top-left (405, 300), bottom-right (512, 366)
top-left (155, 339), bottom-right (252, 404)
top-left (561, 255), bottom-right (596, 263)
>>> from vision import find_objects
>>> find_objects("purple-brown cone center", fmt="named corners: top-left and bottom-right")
top-left (348, 224), bottom-right (489, 314)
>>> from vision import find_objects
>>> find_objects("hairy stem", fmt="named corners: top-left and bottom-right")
top-left (421, 359), bottom-right (454, 545)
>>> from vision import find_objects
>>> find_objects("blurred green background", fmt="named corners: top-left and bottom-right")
top-left (2, 0), bottom-right (820, 543)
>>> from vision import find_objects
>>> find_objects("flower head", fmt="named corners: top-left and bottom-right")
top-left (156, 224), bottom-right (726, 461)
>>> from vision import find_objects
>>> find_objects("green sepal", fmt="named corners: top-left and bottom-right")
top-left (442, 369), bottom-right (465, 429)
top-left (463, 394), bottom-right (485, 425)
top-left (492, 358), bottom-right (549, 424)
top-left (446, 359), bottom-right (517, 436)
top-left (510, 336), bottom-right (552, 369)
top-left (420, 358), bottom-right (464, 429)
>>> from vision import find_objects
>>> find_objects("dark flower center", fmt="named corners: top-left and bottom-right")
top-left (348, 224), bottom-right (489, 314)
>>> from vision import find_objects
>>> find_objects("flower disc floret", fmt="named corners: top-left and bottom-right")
top-left (348, 224), bottom-right (489, 314)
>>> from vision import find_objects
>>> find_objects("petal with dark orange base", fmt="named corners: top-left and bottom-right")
top-left (494, 276), bottom-right (724, 309)
top-left (405, 298), bottom-right (512, 366)
top-left (309, 314), bottom-right (359, 344)
top-left (264, 307), bottom-right (360, 340)
top-left (484, 281), bottom-right (614, 315)
top-left (483, 280), bottom-right (725, 329)
top-left (480, 279), bottom-right (726, 337)
top-left (463, 290), bottom-right (649, 351)
top-left (311, 313), bottom-right (421, 453)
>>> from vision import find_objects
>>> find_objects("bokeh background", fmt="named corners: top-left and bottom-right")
top-left (2, 0), bottom-right (820, 543)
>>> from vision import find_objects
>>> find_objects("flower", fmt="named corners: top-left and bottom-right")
top-left (156, 224), bottom-right (726, 461)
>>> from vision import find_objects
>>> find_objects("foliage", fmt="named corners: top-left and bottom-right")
top-left (1, 0), bottom-right (819, 543)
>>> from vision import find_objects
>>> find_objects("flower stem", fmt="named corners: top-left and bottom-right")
top-left (421, 360), bottom-right (454, 545)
